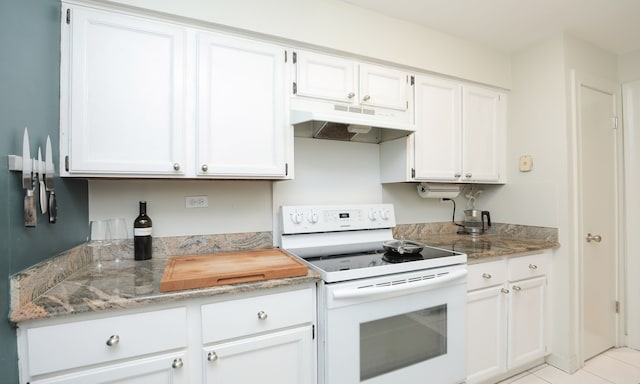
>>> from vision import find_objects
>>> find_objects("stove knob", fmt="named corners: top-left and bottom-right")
top-left (290, 211), bottom-right (303, 224)
top-left (379, 209), bottom-right (390, 221)
top-left (307, 211), bottom-right (319, 224)
top-left (368, 210), bottom-right (378, 221)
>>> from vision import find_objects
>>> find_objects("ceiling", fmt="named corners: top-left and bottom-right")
top-left (339, 0), bottom-right (640, 55)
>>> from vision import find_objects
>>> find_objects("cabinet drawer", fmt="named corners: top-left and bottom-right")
top-left (26, 307), bottom-right (187, 376)
top-left (201, 288), bottom-right (313, 344)
top-left (507, 252), bottom-right (548, 281)
top-left (467, 259), bottom-right (507, 291)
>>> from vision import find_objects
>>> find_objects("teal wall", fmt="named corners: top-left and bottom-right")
top-left (0, 1), bottom-right (88, 381)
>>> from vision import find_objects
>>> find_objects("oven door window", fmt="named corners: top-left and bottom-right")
top-left (360, 304), bottom-right (447, 381)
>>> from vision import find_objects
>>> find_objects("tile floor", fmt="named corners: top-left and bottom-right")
top-left (497, 347), bottom-right (640, 384)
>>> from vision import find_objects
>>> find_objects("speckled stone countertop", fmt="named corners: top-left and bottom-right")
top-left (10, 232), bottom-right (320, 324)
top-left (394, 222), bottom-right (560, 264)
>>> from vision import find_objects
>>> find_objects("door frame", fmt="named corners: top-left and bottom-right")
top-left (569, 69), bottom-right (624, 365)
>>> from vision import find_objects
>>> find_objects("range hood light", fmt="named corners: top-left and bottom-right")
top-left (347, 125), bottom-right (372, 134)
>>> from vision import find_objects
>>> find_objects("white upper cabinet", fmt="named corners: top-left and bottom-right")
top-left (196, 32), bottom-right (289, 178)
top-left (60, 4), bottom-right (291, 179)
top-left (61, 6), bottom-right (187, 176)
top-left (381, 75), bottom-right (506, 184)
top-left (462, 85), bottom-right (505, 183)
top-left (295, 50), bottom-right (410, 110)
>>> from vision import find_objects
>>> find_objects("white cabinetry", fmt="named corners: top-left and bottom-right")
top-left (380, 76), bottom-right (506, 183)
top-left (20, 307), bottom-right (188, 383)
top-left (61, 5), bottom-right (187, 176)
top-left (201, 289), bottom-right (315, 384)
top-left (196, 32), bottom-right (289, 178)
top-left (60, 4), bottom-right (291, 179)
top-left (466, 252), bottom-right (550, 384)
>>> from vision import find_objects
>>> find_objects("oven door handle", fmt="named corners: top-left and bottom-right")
top-left (332, 269), bottom-right (467, 300)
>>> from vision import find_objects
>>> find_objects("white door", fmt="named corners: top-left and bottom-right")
top-left (203, 326), bottom-right (313, 384)
top-left (196, 32), bottom-right (288, 178)
top-left (359, 64), bottom-right (411, 111)
top-left (294, 50), bottom-right (357, 103)
top-left (462, 85), bottom-right (504, 182)
top-left (575, 73), bottom-right (620, 360)
top-left (413, 76), bottom-right (462, 181)
top-left (65, 6), bottom-right (186, 175)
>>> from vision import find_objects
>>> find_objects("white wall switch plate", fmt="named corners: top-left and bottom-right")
top-left (519, 155), bottom-right (533, 172)
top-left (185, 195), bottom-right (208, 208)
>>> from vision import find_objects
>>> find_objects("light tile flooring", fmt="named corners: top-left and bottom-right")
top-left (498, 348), bottom-right (640, 384)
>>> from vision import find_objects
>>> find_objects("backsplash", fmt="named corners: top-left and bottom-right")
top-left (394, 222), bottom-right (559, 243)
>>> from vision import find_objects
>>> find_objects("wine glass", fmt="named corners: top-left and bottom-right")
top-left (108, 218), bottom-right (128, 262)
top-left (88, 220), bottom-right (111, 270)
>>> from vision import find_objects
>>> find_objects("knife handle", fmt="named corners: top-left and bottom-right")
top-left (48, 191), bottom-right (57, 224)
top-left (24, 193), bottom-right (37, 227)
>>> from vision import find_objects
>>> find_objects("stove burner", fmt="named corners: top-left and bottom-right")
top-left (382, 251), bottom-right (424, 263)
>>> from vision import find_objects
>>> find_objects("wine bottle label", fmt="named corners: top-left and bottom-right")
top-left (134, 227), bottom-right (153, 236)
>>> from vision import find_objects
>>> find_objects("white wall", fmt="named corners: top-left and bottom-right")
top-left (618, 50), bottom-right (640, 83)
top-left (107, 0), bottom-right (512, 89)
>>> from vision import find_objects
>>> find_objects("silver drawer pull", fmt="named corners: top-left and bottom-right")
top-left (172, 357), bottom-right (183, 369)
top-left (207, 352), bottom-right (218, 362)
top-left (513, 285), bottom-right (522, 291)
top-left (482, 273), bottom-right (492, 279)
top-left (257, 310), bottom-right (268, 320)
top-left (529, 264), bottom-right (538, 270)
top-left (106, 335), bottom-right (120, 347)
top-left (347, 92), bottom-right (355, 99)
top-left (173, 163), bottom-right (180, 171)
top-left (500, 288), bottom-right (510, 294)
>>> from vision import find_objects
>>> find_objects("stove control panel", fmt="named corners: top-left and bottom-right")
top-left (281, 204), bottom-right (395, 234)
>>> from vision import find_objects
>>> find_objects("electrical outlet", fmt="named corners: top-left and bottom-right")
top-left (185, 195), bottom-right (208, 208)
top-left (519, 155), bottom-right (533, 172)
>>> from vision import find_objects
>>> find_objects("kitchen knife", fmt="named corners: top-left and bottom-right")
top-left (45, 136), bottom-right (57, 223)
top-left (22, 128), bottom-right (36, 227)
top-left (37, 147), bottom-right (47, 214)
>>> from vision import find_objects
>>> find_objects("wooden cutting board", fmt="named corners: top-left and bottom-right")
top-left (160, 249), bottom-right (308, 292)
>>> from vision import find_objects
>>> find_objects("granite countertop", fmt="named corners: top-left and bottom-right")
top-left (9, 232), bottom-right (320, 324)
top-left (10, 224), bottom-right (559, 324)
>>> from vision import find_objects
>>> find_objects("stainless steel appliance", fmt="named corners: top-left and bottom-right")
top-left (280, 204), bottom-right (467, 384)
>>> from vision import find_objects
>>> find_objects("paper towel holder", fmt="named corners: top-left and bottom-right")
top-left (417, 183), bottom-right (461, 199)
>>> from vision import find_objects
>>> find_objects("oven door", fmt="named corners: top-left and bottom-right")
top-left (319, 266), bottom-right (467, 384)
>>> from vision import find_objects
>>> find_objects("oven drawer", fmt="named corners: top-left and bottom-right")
top-left (467, 259), bottom-right (506, 291)
top-left (507, 252), bottom-right (548, 281)
top-left (201, 288), bottom-right (313, 344)
top-left (26, 307), bottom-right (187, 376)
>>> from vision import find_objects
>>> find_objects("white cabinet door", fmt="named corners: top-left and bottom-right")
top-left (467, 286), bottom-right (508, 384)
top-left (203, 326), bottom-right (314, 384)
top-left (31, 352), bottom-right (187, 384)
top-left (359, 64), bottom-right (410, 111)
top-left (462, 85), bottom-right (504, 182)
top-left (507, 276), bottom-right (547, 368)
top-left (197, 32), bottom-right (289, 178)
top-left (413, 76), bottom-right (462, 181)
top-left (63, 6), bottom-right (186, 176)
top-left (294, 50), bottom-right (357, 103)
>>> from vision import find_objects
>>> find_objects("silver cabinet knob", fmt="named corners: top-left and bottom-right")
top-left (586, 233), bottom-right (602, 243)
top-left (201, 164), bottom-right (208, 172)
top-left (257, 310), bottom-right (268, 320)
top-left (363, 95), bottom-right (371, 101)
top-left (500, 288), bottom-right (510, 294)
top-left (513, 285), bottom-right (522, 291)
top-left (172, 357), bottom-right (183, 369)
top-left (173, 163), bottom-right (180, 171)
top-left (347, 92), bottom-right (355, 99)
top-left (465, 173), bottom-right (472, 178)
top-left (207, 352), bottom-right (218, 362)
top-left (482, 273), bottom-right (492, 279)
top-left (454, 173), bottom-right (461, 178)
top-left (106, 335), bottom-right (120, 347)
top-left (529, 264), bottom-right (538, 270)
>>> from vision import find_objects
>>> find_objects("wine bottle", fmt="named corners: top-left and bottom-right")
top-left (134, 201), bottom-right (153, 260)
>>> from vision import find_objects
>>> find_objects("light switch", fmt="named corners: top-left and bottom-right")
top-left (519, 155), bottom-right (533, 172)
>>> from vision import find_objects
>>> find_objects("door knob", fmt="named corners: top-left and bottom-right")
top-left (586, 233), bottom-right (602, 243)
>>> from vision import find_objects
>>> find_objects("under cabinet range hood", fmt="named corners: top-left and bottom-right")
top-left (290, 103), bottom-right (416, 144)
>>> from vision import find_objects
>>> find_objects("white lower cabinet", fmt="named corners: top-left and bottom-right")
top-left (17, 286), bottom-right (316, 384)
top-left (466, 251), bottom-right (550, 384)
